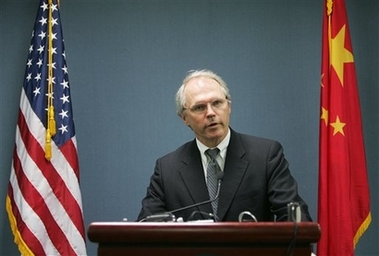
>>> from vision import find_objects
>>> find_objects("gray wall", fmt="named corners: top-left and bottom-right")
top-left (1, 1), bottom-right (378, 255)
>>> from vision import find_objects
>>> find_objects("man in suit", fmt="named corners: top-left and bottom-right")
top-left (138, 69), bottom-right (312, 222)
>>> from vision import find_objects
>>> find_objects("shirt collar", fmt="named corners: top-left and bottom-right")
top-left (196, 128), bottom-right (230, 159)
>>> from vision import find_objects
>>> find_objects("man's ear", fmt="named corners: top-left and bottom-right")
top-left (181, 114), bottom-right (190, 126)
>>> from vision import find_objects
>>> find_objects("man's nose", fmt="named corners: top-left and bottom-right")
top-left (205, 103), bottom-right (216, 115)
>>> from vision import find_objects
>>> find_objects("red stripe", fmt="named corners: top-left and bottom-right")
top-left (13, 139), bottom-right (76, 255)
top-left (58, 140), bottom-right (86, 237)
top-left (60, 139), bottom-right (80, 181)
top-left (18, 109), bottom-right (85, 240)
top-left (8, 179), bottom-right (45, 255)
top-left (17, 109), bottom-right (81, 254)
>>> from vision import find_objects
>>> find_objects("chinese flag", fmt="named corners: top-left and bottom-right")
top-left (317, 0), bottom-right (371, 255)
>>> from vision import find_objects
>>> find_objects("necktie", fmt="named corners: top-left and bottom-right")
top-left (205, 148), bottom-right (221, 217)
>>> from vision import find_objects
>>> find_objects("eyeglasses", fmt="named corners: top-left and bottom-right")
top-left (184, 99), bottom-right (229, 114)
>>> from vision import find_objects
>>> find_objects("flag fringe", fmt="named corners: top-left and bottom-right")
top-left (353, 212), bottom-right (372, 248)
top-left (5, 195), bottom-right (35, 256)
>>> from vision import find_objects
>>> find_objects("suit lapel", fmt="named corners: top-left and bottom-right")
top-left (178, 141), bottom-right (213, 214)
top-left (217, 131), bottom-right (249, 220)
top-left (177, 131), bottom-right (249, 220)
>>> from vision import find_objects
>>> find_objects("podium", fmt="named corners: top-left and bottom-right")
top-left (88, 222), bottom-right (320, 256)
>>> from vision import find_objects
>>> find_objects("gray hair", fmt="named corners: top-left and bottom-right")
top-left (175, 69), bottom-right (231, 116)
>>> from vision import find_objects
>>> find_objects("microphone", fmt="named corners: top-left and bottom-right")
top-left (141, 171), bottom-right (224, 222)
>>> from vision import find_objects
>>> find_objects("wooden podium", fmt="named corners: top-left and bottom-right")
top-left (88, 222), bottom-right (320, 256)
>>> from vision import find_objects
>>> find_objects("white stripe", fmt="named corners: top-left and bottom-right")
top-left (19, 89), bottom-right (84, 206)
top-left (10, 158), bottom-right (58, 255)
top-left (17, 90), bottom-right (86, 254)
top-left (49, 140), bottom-right (86, 255)
top-left (20, 89), bottom-right (83, 205)
top-left (50, 137), bottom-right (84, 208)
top-left (15, 126), bottom-right (85, 254)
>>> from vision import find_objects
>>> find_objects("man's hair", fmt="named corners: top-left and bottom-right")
top-left (175, 69), bottom-right (231, 116)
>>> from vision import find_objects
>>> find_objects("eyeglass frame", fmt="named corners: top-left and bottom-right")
top-left (183, 98), bottom-right (231, 114)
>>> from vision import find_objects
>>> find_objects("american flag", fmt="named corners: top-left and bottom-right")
top-left (5, 0), bottom-right (87, 255)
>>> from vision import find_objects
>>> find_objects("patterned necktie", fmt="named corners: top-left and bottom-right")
top-left (205, 148), bottom-right (221, 217)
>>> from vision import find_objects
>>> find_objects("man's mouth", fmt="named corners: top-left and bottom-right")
top-left (208, 122), bottom-right (218, 128)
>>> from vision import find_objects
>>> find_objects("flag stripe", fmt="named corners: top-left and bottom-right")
top-left (60, 138), bottom-right (80, 179)
top-left (11, 149), bottom-right (60, 255)
top-left (6, 187), bottom-right (44, 256)
top-left (16, 92), bottom-right (86, 246)
top-left (19, 87), bottom-right (82, 209)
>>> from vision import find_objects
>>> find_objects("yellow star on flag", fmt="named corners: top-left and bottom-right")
top-left (330, 115), bottom-right (346, 136)
top-left (330, 25), bottom-right (354, 86)
top-left (321, 107), bottom-right (329, 126)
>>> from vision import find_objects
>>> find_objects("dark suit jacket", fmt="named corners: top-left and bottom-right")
top-left (138, 129), bottom-right (312, 222)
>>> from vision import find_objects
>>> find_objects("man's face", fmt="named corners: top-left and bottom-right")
top-left (180, 77), bottom-right (231, 148)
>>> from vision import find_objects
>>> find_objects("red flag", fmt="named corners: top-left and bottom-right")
top-left (5, 0), bottom-right (87, 255)
top-left (317, 0), bottom-right (371, 255)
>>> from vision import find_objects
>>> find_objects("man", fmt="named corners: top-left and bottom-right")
top-left (138, 69), bottom-right (312, 222)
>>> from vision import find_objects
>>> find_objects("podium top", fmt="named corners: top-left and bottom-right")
top-left (88, 221), bottom-right (321, 245)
